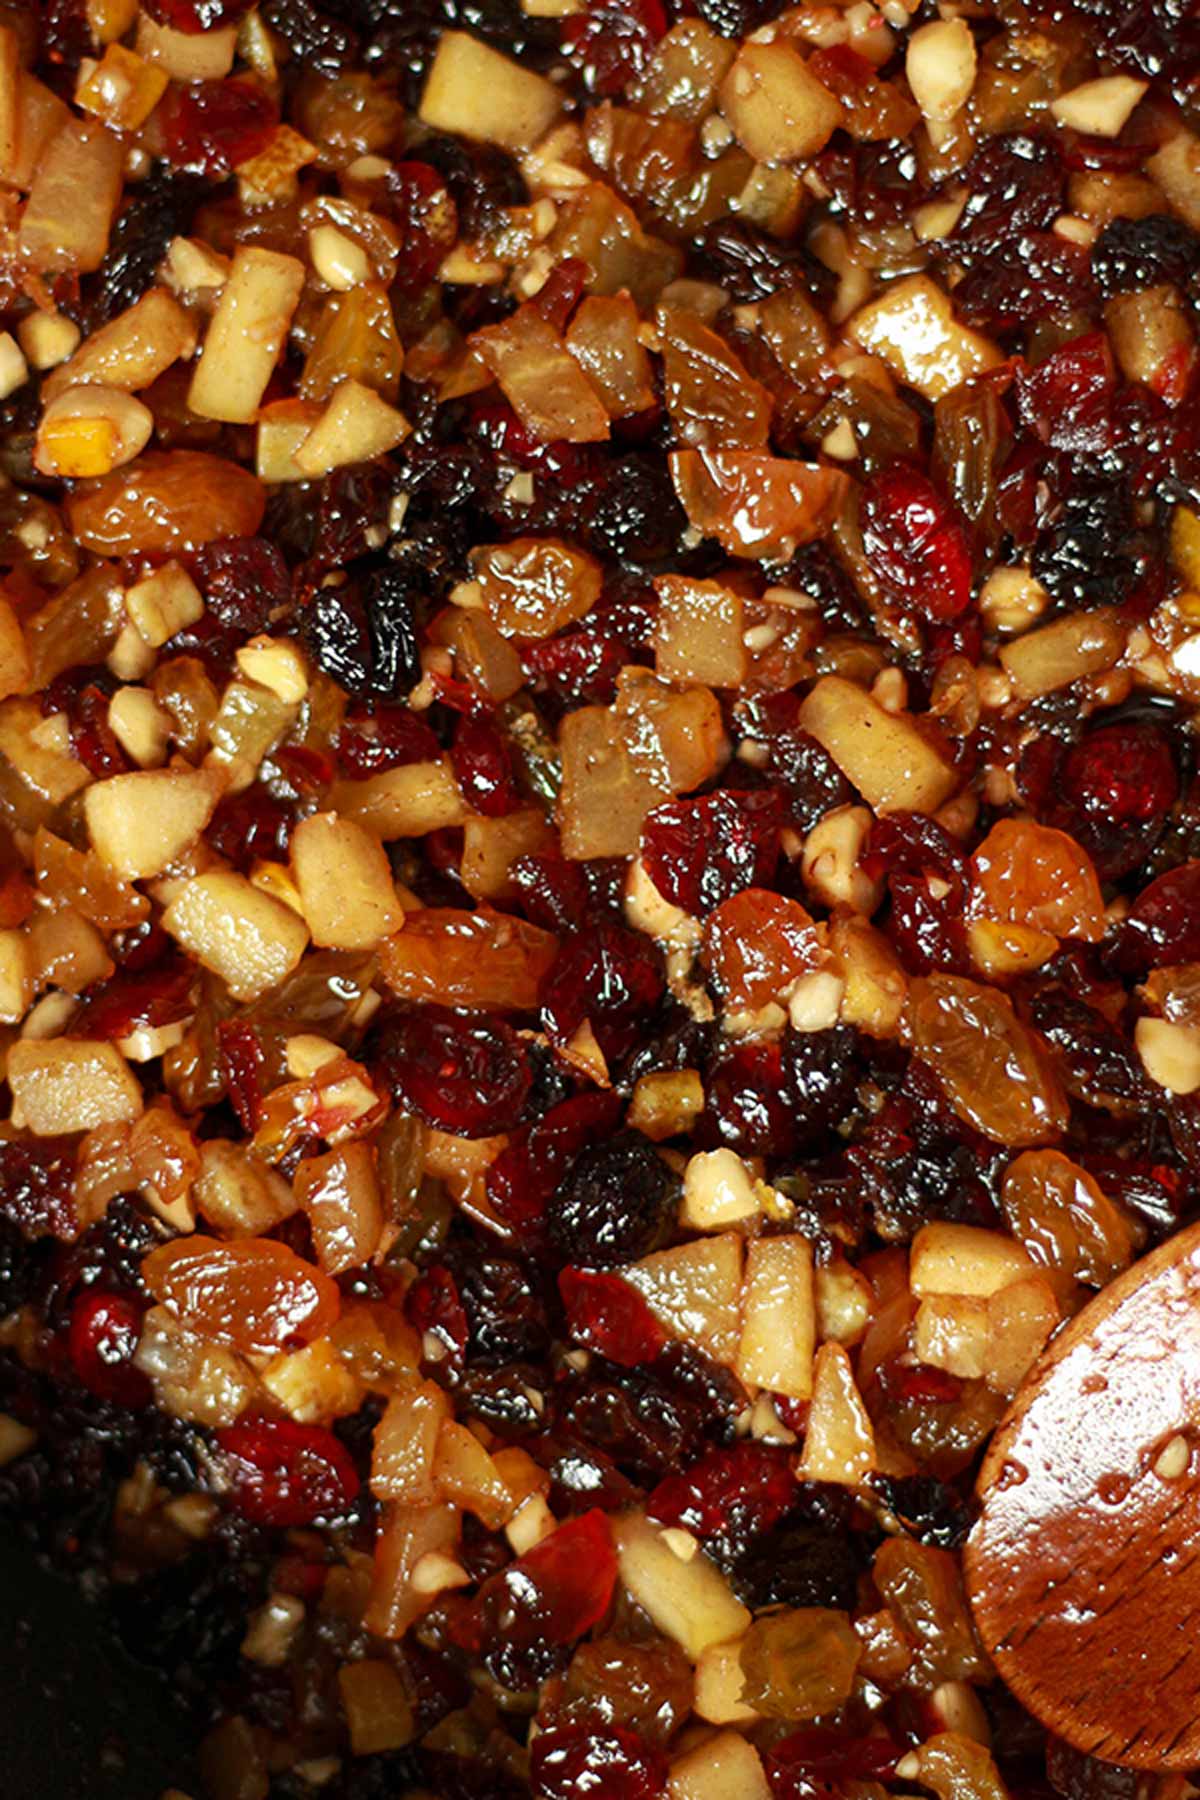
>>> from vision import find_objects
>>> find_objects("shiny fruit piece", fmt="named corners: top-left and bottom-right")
top-left (559, 1267), bottom-right (666, 1366)
top-left (648, 1441), bottom-right (794, 1539)
top-left (530, 1725), bottom-right (668, 1800)
top-left (738, 1607), bottom-right (861, 1719)
top-left (860, 465), bottom-right (972, 621)
top-left (142, 1234), bottom-right (340, 1357)
top-left (669, 449), bottom-right (846, 558)
top-left (374, 1006), bottom-right (531, 1137)
top-left (701, 888), bottom-right (821, 1009)
top-left (969, 818), bottom-right (1106, 943)
top-left (908, 975), bottom-right (1069, 1147)
top-left (66, 451), bottom-right (266, 557)
top-left (216, 1419), bottom-right (360, 1526)
top-left (641, 790), bottom-right (780, 916)
top-left (540, 922), bottom-right (665, 1063)
top-left (487, 1089), bottom-right (624, 1232)
top-left (379, 908), bottom-right (558, 1012)
top-left (68, 1289), bottom-right (151, 1406)
top-left (999, 1149), bottom-right (1135, 1288)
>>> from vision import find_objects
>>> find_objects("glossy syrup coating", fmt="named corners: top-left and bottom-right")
top-left (0, 0), bottom-right (1199, 1797)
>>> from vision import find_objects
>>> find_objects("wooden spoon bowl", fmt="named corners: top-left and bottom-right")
top-left (965, 1218), bottom-right (1200, 1768)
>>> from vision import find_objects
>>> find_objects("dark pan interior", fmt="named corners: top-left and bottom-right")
top-left (0, 1528), bottom-right (196, 1800)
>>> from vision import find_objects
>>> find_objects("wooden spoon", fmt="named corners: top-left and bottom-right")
top-left (965, 1218), bottom-right (1200, 1768)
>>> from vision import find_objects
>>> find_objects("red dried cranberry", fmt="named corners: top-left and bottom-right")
top-left (0, 1134), bottom-right (79, 1242)
top-left (865, 812), bottom-right (970, 975)
top-left (955, 231), bottom-right (1094, 328)
top-left (1123, 862), bottom-right (1200, 968)
top-left (335, 703), bottom-right (440, 777)
top-left (561, 0), bottom-right (668, 97)
top-left (860, 466), bottom-right (972, 621)
top-left (207, 791), bottom-right (294, 867)
top-left (764, 1729), bottom-right (900, 1798)
top-left (451, 1510), bottom-right (618, 1689)
top-left (386, 161), bottom-right (458, 289)
top-left (884, 1360), bottom-right (964, 1404)
top-left (161, 79), bottom-right (278, 178)
top-left (274, 744), bottom-right (334, 796)
top-left (195, 535), bottom-right (290, 635)
top-left (141, 0), bottom-right (253, 31)
top-left (523, 628), bottom-right (629, 708)
top-left (649, 1441), bottom-right (794, 1538)
top-left (43, 670), bottom-right (131, 779)
top-left (67, 1290), bottom-right (151, 1407)
top-left (512, 851), bottom-right (593, 932)
top-left (487, 1090), bottom-right (623, 1231)
top-left (1016, 331), bottom-right (1114, 452)
top-left (217, 1020), bottom-right (268, 1134)
top-left (533, 258), bottom-right (589, 334)
top-left (541, 923), bottom-right (665, 1062)
top-left (559, 1268), bottom-right (666, 1366)
top-left (405, 1265), bottom-right (469, 1359)
top-left (375, 1006), bottom-right (532, 1137)
top-left (531, 1725), bottom-right (668, 1800)
top-left (1061, 723), bottom-right (1178, 829)
top-left (451, 714), bottom-right (518, 816)
top-left (704, 1037), bottom-right (797, 1156)
top-left (216, 1420), bottom-right (361, 1527)
top-left (641, 790), bottom-right (780, 916)
top-left (72, 957), bottom-right (195, 1042)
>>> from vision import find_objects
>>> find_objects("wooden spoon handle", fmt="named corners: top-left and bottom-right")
top-left (966, 1217), bottom-right (1200, 1769)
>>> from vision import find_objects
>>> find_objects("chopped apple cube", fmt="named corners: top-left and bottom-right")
top-left (847, 275), bottom-right (1001, 399)
top-left (330, 760), bottom-right (465, 839)
top-left (135, 14), bottom-right (237, 79)
top-left (694, 1640), bottom-right (761, 1725)
top-left (4, 72), bottom-right (69, 193)
top-left (419, 31), bottom-right (564, 152)
top-left (624, 1232), bottom-right (744, 1365)
top-left (615, 1510), bottom-right (751, 1658)
top-left (737, 1234), bottom-right (815, 1400)
top-left (681, 1148), bottom-right (759, 1231)
top-left (473, 304), bottom-right (610, 445)
top-left (371, 1379), bottom-right (452, 1504)
top-left (194, 1140), bottom-right (296, 1238)
top-left (910, 1221), bottom-right (1036, 1299)
top-left (654, 575), bottom-right (747, 688)
top-left (434, 1419), bottom-right (513, 1529)
top-left (189, 245), bottom-right (306, 425)
top-left (290, 812), bottom-right (401, 950)
top-left (0, 595), bottom-right (30, 701)
top-left (0, 927), bottom-right (31, 1023)
top-left (8, 1038), bottom-right (143, 1135)
top-left (799, 676), bottom-right (958, 815)
top-left (798, 1340), bottom-right (876, 1484)
top-left (296, 1142), bottom-right (384, 1276)
top-left (162, 871), bottom-right (310, 1001)
top-left (85, 768), bottom-right (221, 880)
top-left (44, 288), bottom-right (199, 401)
top-left (1050, 74), bottom-right (1148, 138)
top-left (18, 117), bottom-right (125, 275)
top-left (1146, 130), bottom-right (1200, 231)
top-left (719, 42), bottom-right (842, 162)
top-left (294, 378), bottom-right (410, 476)
top-left (669, 1730), bottom-right (771, 1800)
top-left (998, 607), bottom-right (1125, 701)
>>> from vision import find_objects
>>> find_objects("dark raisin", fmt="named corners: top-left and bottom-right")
top-left (693, 0), bottom-right (786, 30)
top-left (195, 536), bottom-right (291, 637)
top-left (871, 1472), bottom-right (972, 1547)
top-left (641, 789), bottom-right (780, 914)
top-left (547, 1131), bottom-right (677, 1266)
top-left (364, 566), bottom-right (422, 696)
top-left (954, 231), bottom-right (1095, 328)
top-left (950, 134), bottom-right (1064, 251)
top-left (561, 0), bottom-right (668, 98)
top-left (84, 171), bottom-right (208, 328)
top-left (414, 133), bottom-right (529, 242)
top-left (374, 1007), bottom-right (532, 1137)
top-left (1091, 212), bottom-right (1200, 299)
top-left (1028, 991), bottom-right (1153, 1116)
top-left (730, 1517), bottom-right (862, 1610)
top-left (530, 1725), bottom-right (667, 1800)
top-left (582, 454), bottom-right (687, 566)
top-left (259, 0), bottom-right (360, 73)
top-left (0, 1133), bottom-right (79, 1242)
top-left (781, 1025), bottom-right (860, 1145)
top-left (693, 216), bottom-right (832, 304)
top-left (1031, 482), bottom-right (1142, 610)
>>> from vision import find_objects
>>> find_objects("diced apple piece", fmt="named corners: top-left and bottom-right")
top-left (434, 1419), bottom-right (513, 1529)
top-left (0, 927), bottom-right (31, 1023)
top-left (558, 705), bottom-right (665, 860)
top-left (189, 246), bottom-right (306, 425)
top-left (719, 42), bottom-right (842, 162)
top-left (371, 1378), bottom-right (452, 1504)
top-left (18, 118), bottom-right (124, 274)
top-left (294, 378), bottom-right (411, 476)
top-left (906, 20), bottom-right (977, 123)
top-left (8, 1038), bottom-right (142, 1135)
top-left (815, 1258), bottom-right (874, 1346)
top-left (984, 1275), bottom-right (1060, 1396)
top-left (0, 595), bottom-right (30, 701)
top-left (798, 1340), bottom-right (876, 1484)
top-left (472, 304), bottom-right (610, 445)
top-left (1146, 130), bottom-right (1200, 231)
top-left (847, 275), bottom-right (1002, 399)
top-left (681, 1148), bottom-right (759, 1231)
top-left (163, 871), bottom-right (309, 1002)
top-left (669, 1730), bottom-right (771, 1800)
top-left (1105, 285), bottom-right (1193, 396)
top-left (419, 30), bottom-right (564, 152)
top-left (736, 1234), bottom-right (815, 1400)
top-left (256, 399), bottom-right (324, 482)
top-left (694, 1640), bottom-right (761, 1726)
top-left (194, 1140), bottom-right (296, 1238)
top-left (365, 1501), bottom-right (460, 1639)
top-left (998, 608), bottom-right (1125, 701)
top-left (290, 813), bottom-right (401, 951)
top-left (337, 1661), bottom-right (414, 1757)
top-left (461, 809), bottom-right (554, 901)
top-left (615, 1510), bottom-right (751, 1658)
top-left (330, 761), bottom-right (465, 838)
top-left (799, 676), bottom-right (958, 815)
top-left (829, 911), bottom-right (907, 1038)
top-left (914, 1293), bottom-right (989, 1380)
top-left (44, 288), bottom-right (198, 401)
top-left (654, 575), bottom-right (747, 687)
top-left (670, 450), bottom-right (846, 558)
top-left (75, 42), bottom-right (169, 131)
top-left (624, 1232), bottom-right (744, 1365)
top-left (125, 561), bottom-right (205, 648)
top-left (136, 14), bottom-right (237, 79)
top-left (910, 1221), bottom-right (1036, 1299)
top-left (4, 73), bottom-right (69, 193)
top-left (1050, 74), bottom-right (1147, 137)
top-left (295, 1142), bottom-right (384, 1276)
top-left (0, 28), bottom-right (18, 179)
top-left (565, 294), bottom-right (656, 418)
top-left (29, 904), bottom-right (113, 995)
top-left (629, 1069), bottom-right (705, 1142)
top-left (472, 536), bottom-right (603, 638)
top-left (85, 768), bottom-right (221, 880)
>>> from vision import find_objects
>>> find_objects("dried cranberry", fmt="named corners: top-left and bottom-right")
top-left (451, 1510), bottom-right (617, 1689)
top-left (641, 790), bottom-right (780, 916)
top-left (859, 466), bottom-right (972, 621)
top-left (950, 133), bottom-right (1064, 250)
top-left (1122, 862), bottom-right (1200, 967)
top-left (866, 812), bottom-right (970, 975)
top-left (649, 1441), bottom-right (794, 1537)
top-left (335, 703), bottom-right (440, 777)
top-left (141, 0), bottom-right (253, 31)
top-left (562, 0), bottom-right (668, 96)
top-left (955, 232), bottom-right (1095, 328)
top-left (547, 1131), bottom-right (676, 1267)
top-left (0, 1134), bottom-right (78, 1242)
top-left (451, 714), bottom-right (518, 816)
top-left (217, 1020), bottom-right (268, 1135)
top-left (216, 1420), bottom-right (361, 1527)
top-left (705, 1038), bottom-right (797, 1156)
top-left (765, 1729), bottom-right (900, 1797)
top-left (1016, 332), bottom-right (1115, 454)
top-left (512, 851), bottom-right (593, 932)
top-left (1061, 722), bottom-right (1178, 832)
top-left (523, 628), bottom-right (628, 708)
top-left (375, 1007), bottom-right (532, 1137)
top-left (386, 161), bottom-right (458, 290)
top-left (531, 1725), bottom-right (668, 1800)
top-left (405, 1265), bottom-right (469, 1359)
top-left (67, 1291), bottom-right (151, 1408)
top-left (559, 1267), bottom-right (665, 1365)
top-left (72, 957), bottom-right (195, 1042)
top-left (487, 1091), bottom-right (624, 1232)
top-left (161, 79), bottom-right (278, 178)
top-left (541, 923), bottom-right (665, 1062)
